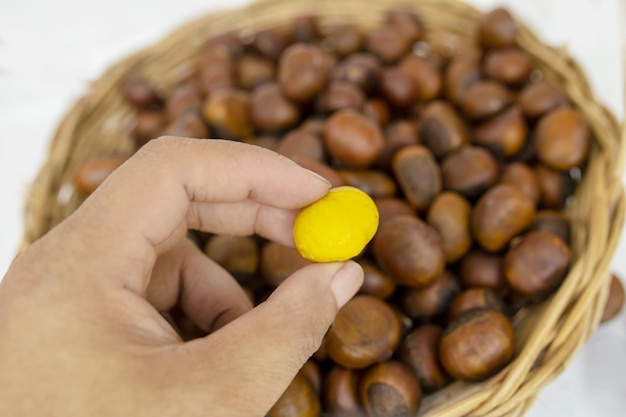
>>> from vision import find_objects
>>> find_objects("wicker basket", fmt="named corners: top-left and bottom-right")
top-left (21, 0), bottom-right (625, 415)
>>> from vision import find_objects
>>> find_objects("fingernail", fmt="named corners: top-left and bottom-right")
top-left (330, 260), bottom-right (364, 309)
top-left (304, 168), bottom-right (332, 188)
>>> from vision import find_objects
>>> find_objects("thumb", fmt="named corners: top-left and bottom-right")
top-left (178, 261), bottom-right (363, 416)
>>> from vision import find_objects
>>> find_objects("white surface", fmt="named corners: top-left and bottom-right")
top-left (0, 0), bottom-right (624, 415)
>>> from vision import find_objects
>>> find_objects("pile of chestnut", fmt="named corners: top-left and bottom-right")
top-left (72, 5), bottom-right (625, 417)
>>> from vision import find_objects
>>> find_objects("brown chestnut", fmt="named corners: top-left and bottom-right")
top-left (518, 82), bottom-right (569, 120)
top-left (324, 24), bottom-right (364, 58)
top-left (441, 146), bottom-right (499, 200)
top-left (121, 73), bottom-right (163, 109)
top-left (393, 145), bottom-right (442, 210)
top-left (165, 83), bottom-right (203, 122)
top-left (326, 295), bottom-right (401, 369)
top-left (74, 155), bottom-right (127, 195)
top-left (440, 308), bottom-right (515, 381)
top-left (163, 110), bottom-right (208, 139)
top-left (377, 120), bottom-right (419, 169)
top-left (478, 8), bottom-right (517, 49)
top-left (301, 360), bottom-right (322, 395)
top-left (251, 82), bottom-right (300, 132)
top-left (530, 210), bottom-right (571, 244)
top-left (535, 165), bottom-right (576, 209)
top-left (447, 288), bottom-right (508, 321)
top-left (132, 110), bottom-right (165, 148)
top-left (322, 366), bottom-right (362, 416)
top-left (332, 53), bottom-right (382, 95)
top-left (374, 215), bottom-right (445, 288)
top-left (459, 81), bottom-right (511, 121)
top-left (278, 43), bottom-right (334, 102)
top-left (504, 230), bottom-right (571, 296)
top-left (359, 361), bottom-right (422, 417)
top-left (339, 169), bottom-right (397, 199)
top-left (473, 105), bottom-right (528, 159)
top-left (483, 48), bottom-right (533, 86)
top-left (535, 108), bottom-right (590, 170)
top-left (202, 88), bottom-right (252, 139)
top-left (398, 55), bottom-right (442, 102)
top-left (260, 241), bottom-right (312, 287)
top-left (427, 192), bottom-right (472, 262)
top-left (471, 184), bottom-right (536, 252)
top-left (380, 67), bottom-right (417, 109)
top-left (386, 8), bottom-right (424, 44)
top-left (250, 28), bottom-right (288, 62)
top-left (397, 324), bottom-right (450, 392)
top-left (363, 99), bottom-right (391, 126)
top-left (401, 270), bottom-right (461, 321)
top-left (277, 130), bottom-right (325, 162)
top-left (293, 157), bottom-right (345, 188)
top-left (268, 373), bottom-right (321, 417)
top-left (374, 198), bottom-right (416, 225)
top-left (601, 274), bottom-right (625, 323)
top-left (458, 250), bottom-right (507, 293)
top-left (317, 81), bottom-right (365, 113)
top-left (499, 162), bottom-right (541, 205)
top-left (358, 259), bottom-right (397, 300)
top-left (366, 27), bottom-right (411, 64)
top-left (235, 54), bottom-right (275, 89)
top-left (204, 235), bottom-right (259, 282)
top-left (324, 109), bottom-right (385, 168)
top-left (418, 101), bottom-right (470, 159)
top-left (444, 58), bottom-right (481, 104)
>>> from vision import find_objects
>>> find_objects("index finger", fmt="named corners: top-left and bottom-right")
top-left (65, 137), bottom-right (330, 282)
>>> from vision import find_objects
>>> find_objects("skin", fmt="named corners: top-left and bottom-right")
top-left (0, 137), bottom-right (364, 417)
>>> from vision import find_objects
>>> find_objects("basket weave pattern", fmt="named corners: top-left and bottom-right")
top-left (21, 0), bottom-right (625, 416)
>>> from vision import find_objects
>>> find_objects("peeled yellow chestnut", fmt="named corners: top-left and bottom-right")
top-left (397, 324), bottom-right (450, 392)
top-left (427, 192), bottom-right (472, 263)
top-left (471, 184), bottom-right (536, 252)
top-left (400, 270), bottom-right (461, 321)
top-left (440, 308), bottom-right (515, 381)
top-left (359, 361), bottom-right (422, 417)
top-left (504, 230), bottom-right (571, 296)
top-left (393, 145), bottom-right (442, 211)
top-left (374, 215), bottom-right (445, 288)
top-left (326, 295), bottom-right (401, 369)
top-left (601, 274), bottom-right (625, 323)
top-left (269, 373), bottom-right (321, 417)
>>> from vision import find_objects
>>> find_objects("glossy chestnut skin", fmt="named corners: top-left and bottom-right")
top-left (366, 27), bottom-right (411, 64)
top-left (269, 373), bottom-right (321, 417)
top-left (459, 81), bottom-right (511, 120)
top-left (326, 295), bottom-right (401, 369)
top-left (518, 82), bottom-right (569, 120)
top-left (441, 146), bottom-right (500, 200)
top-left (377, 120), bottom-right (419, 169)
top-left (324, 24), bottom-right (364, 58)
top-left (339, 170), bottom-right (397, 199)
top-left (601, 274), bottom-right (625, 323)
top-left (251, 82), bottom-right (300, 132)
top-left (380, 67), bottom-right (416, 109)
top-left (121, 73), bottom-right (163, 109)
top-left (322, 366), bottom-right (362, 416)
top-left (440, 308), bottom-right (515, 381)
top-left (278, 43), bottom-right (334, 102)
top-left (393, 145), bottom-right (442, 211)
top-left (363, 99), bottom-right (391, 126)
top-left (535, 108), bottom-right (590, 171)
top-left (483, 48), bottom-right (533, 86)
top-left (478, 8), bottom-right (517, 49)
top-left (535, 165), bottom-right (576, 209)
top-left (530, 210), bottom-right (571, 244)
top-left (301, 360), bottom-right (323, 395)
top-left (324, 110), bottom-right (385, 168)
top-left (499, 162), bottom-right (541, 205)
top-left (277, 130), bottom-right (325, 162)
top-left (74, 155), bottom-right (127, 195)
top-left (374, 198), bottom-right (416, 225)
top-left (386, 8), bottom-right (424, 44)
top-left (458, 250), bottom-right (507, 293)
top-left (374, 215), bottom-right (445, 288)
top-left (358, 259), bottom-right (397, 300)
top-left (446, 288), bottom-right (508, 321)
top-left (204, 235), bottom-right (259, 282)
top-left (504, 230), bottom-right (571, 296)
top-left (235, 54), bottom-right (275, 89)
top-left (260, 242), bottom-right (312, 287)
top-left (472, 106), bottom-right (528, 159)
top-left (293, 157), bottom-right (345, 188)
top-left (398, 55), bottom-right (442, 102)
top-left (397, 324), bottom-right (450, 392)
top-left (165, 83), bottom-right (203, 121)
top-left (418, 101), bottom-right (469, 159)
top-left (471, 184), bottom-right (536, 252)
top-left (317, 81), bottom-right (365, 113)
top-left (444, 58), bottom-right (481, 104)
top-left (332, 53), bottom-right (382, 95)
top-left (163, 110), bottom-right (208, 138)
top-left (132, 110), bottom-right (165, 148)
top-left (427, 192), bottom-right (473, 262)
top-left (202, 88), bottom-right (252, 139)
top-left (401, 270), bottom-right (461, 321)
top-left (359, 361), bottom-right (422, 417)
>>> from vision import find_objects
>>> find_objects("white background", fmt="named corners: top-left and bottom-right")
top-left (0, 0), bottom-right (624, 415)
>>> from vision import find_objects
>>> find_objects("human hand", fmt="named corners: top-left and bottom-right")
top-left (0, 137), bottom-right (364, 416)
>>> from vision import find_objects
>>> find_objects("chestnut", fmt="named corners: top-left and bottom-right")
top-left (380, 67), bottom-right (417, 109)
top-left (499, 162), bottom-right (541, 206)
top-left (441, 146), bottom-right (499, 200)
top-left (397, 324), bottom-right (450, 392)
top-left (250, 28), bottom-right (288, 62)
top-left (535, 165), bottom-right (576, 209)
top-left (251, 82), bottom-right (300, 132)
top-left (393, 145), bottom-right (442, 210)
top-left (535, 108), bottom-right (590, 171)
top-left (332, 53), bottom-right (382, 95)
top-left (277, 130), bottom-right (325, 162)
top-left (324, 24), bottom-right (364, 58)
top-left (260, 241), bottom-right (312, 287)
top-left (459, 81), bottom-right (511, 121)
top-left (202, 87), bottom-right (252, 139)
top-left (418, 101), bottom-right (470, 159)
top-left (440, 308), bottom-right (515, 381)
top-left (458, 250), bottom-right (507, 293)
top-left (478, 8), bottom-right (517, 49)
top-left (74, 155), bottom-right (127, 196)
top-left (447, 288), bottom-right (509, 321)
top-left (374, 215), bottom-right (445, 288)
top-left (377, 120), bottom-right (419, 169)
top-left (165, 83), bottom-right (203, 122)
top-left (365, 27), bottom-right (411, 64)
top-left (427, 192), bottom-right (472, 262)
top-left (400, 270), bottom-right (461, 321)
top-left (301, 360), bottom-right (322, 395)
top-left (326, 295), bottom-right (401, 369)
top-left (398, 55), bottom-right (442, 102)
top-left (339, 169), bottom-right (397, 199)
top-left (132, 110), bottom-right (165, 149)
top-left (290, 15), bottom-right (321, 43)
top-left (386, 8), bottom-right (424, 44)
top-left (471, 184), bottom-right (536, 252)
top-left (317, 81), bottom-right (365, 113)
top-left (121, 73), bottom-right (163, 109)
top-left (374, 198), bottom-right (416, 225)
top-left (322, 366), bottom-right (362, 416)
top-left (601, 274), bottom-right (625, 323)
top-left (472, 106), bottom-right (528, 159)
top-left (268, 373), bottom-right (321, 417)
top-left (504, 230), bottom-right (571, 296)
top-left (363, 99), bottom-right (391, 126)
top-left (235, 53), bottom-right (275, 90)
top-left (358, 259), bottom-right (397, 300)
top-left (163, 110), bottom-right (208, 139)
top-left (518, 82), bottom-right (569, 120)
top-left (278, 43), bottom-right (334, 102)
top-left (530, 210), bottom-right (571, 244)
top-left (293, 157), bottom-right (345, 188)
top-left (444, 58), bottom-right (481, 104)
top-left (204, 235), bottom-right (259, 282)
top-left (483, 48), bottom-right (533, 86)
top-left (324, 110), bottom-right (385, 168)
top-left (359, 361), bottom-right (422, 417)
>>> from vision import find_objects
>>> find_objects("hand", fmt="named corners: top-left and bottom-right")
top-left (0, 137), bottom-right (364, 416)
